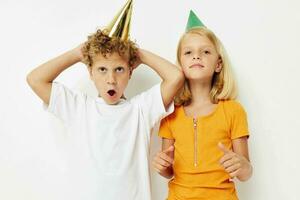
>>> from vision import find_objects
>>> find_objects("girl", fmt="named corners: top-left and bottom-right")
top-left (153, 10), bottom-right (252, 200)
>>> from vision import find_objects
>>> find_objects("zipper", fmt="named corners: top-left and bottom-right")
top-left (193, 118), bottom-right (198, 167)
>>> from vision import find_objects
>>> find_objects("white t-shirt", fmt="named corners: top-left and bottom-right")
top-left (46, 82), bottom-right (174, 200)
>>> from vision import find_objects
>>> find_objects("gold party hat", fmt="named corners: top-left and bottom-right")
top-left (106, 0), bottom-right (133, 41)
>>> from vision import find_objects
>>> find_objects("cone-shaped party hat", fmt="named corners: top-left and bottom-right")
top-left (106, 0), bottom-right (133, 41)
top-left (185, 10), bottom-right (205, 32)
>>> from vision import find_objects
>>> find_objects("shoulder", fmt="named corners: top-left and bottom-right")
top-left (220, 100), bottom-right (247, 118)
top-left (130, 83), bottom-right (161, 103)
top-left (221, 100), bottom-right (245, 111)
top-left (163, 106), bottom-right (182, 122)
top-left (50, 81), bottom-right (89, 104)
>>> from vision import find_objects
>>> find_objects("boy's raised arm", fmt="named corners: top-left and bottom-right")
top-left (26, 45), bottom-right (83, 105)
top-left (138, 49), bottom-right (184, 109)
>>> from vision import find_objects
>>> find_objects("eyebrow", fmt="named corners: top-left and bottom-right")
top-left (95, 66), bottom-right (106, 69)
top-left (182, 45), bottom-right (214, 50)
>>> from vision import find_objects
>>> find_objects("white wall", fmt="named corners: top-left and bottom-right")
top-left (1, 0), bottom-right (300, 199)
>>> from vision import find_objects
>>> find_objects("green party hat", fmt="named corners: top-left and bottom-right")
top-left (185, 10), bottom-right (205, 32)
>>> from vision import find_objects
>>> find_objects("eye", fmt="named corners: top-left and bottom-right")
top-left (204, 50), bottom-right (211, 54)
top-left (115, 66), bottom-right (125, 73)
top-left (98, 67), bottom-right (107, 72)
top-left (184, 51), bottom-right (191, 55)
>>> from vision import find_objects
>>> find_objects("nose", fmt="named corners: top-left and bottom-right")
top-left (106, 72), bottom-right (116, 85)
top-left (193, 54), bottom-right (200, 60)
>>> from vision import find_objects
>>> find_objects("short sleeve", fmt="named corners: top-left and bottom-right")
top-left (158, 117), bottom-right (174, 139)
top-left (133, 83), bottom-right (174, 129)
top-left (44, 82), bottom-right (86, 124)
top-left (229, 102), bottom-right (249, 139)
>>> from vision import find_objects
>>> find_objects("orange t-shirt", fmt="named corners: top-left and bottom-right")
top-left (159, 100), bottom-right (249, 200)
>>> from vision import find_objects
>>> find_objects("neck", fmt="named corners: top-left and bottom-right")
top-left (188, 79), bottom-right (212, 106)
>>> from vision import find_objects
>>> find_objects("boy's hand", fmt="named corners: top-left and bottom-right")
top-left (131, 49), bottom-right (142, 70)
top-left (152, 145), bottom-right (174, 174)
top-left (218, 142), bottom-right (252, 180)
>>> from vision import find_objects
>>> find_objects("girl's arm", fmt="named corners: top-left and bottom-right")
top-left (138, 49), bottom-right (184, 109)
top-left (152, 138), bottom-right (175, 179)
top-left (27, 45), bottom-right (83, 105)
top-left (219, 137), bottom-right (253, 182)
top-left (232, 137), bottom-right (253, 181)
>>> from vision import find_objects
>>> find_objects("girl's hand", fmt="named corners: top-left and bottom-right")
top-left (218, 142), bottom-right (252, 181)
top-left (152, 145), bottom-right (174, 174)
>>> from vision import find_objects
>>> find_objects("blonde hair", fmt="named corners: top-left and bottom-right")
top-left (175, 27), bottom-right (237, 106)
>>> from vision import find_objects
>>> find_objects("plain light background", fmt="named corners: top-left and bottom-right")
top-left (1, 0), bottom-right (300, 199)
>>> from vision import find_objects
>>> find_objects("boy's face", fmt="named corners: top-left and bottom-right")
top-left (89, 53), bottom-right (131, 105)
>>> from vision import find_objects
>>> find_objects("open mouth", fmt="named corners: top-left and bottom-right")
top-left (107, 90), bottom-right (116, 97)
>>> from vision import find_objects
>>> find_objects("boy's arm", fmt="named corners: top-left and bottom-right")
top-left (26, 45), bottom-right (83, 105)
top-left (138, 49), bottom-right (184, 109)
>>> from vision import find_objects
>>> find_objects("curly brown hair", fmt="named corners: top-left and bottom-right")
top-left (82, 29), bottom-right (139, 69)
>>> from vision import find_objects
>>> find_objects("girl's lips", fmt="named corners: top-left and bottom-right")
top-left (107, 90), bottom-right (116, 96)
top-left (190, 64), bottom-right (204, 68)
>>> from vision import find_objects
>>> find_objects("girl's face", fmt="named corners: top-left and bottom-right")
top-left (180, 33), bottom-right (222, 83)
top-left (89, 53), bottom-right (131, 105)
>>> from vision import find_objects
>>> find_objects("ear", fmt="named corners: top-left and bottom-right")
top-left (88, 66), bottom-right (94, 80)
top-left (129, 68), bottom-right (133, 79)
top-left (215, 58), bottom-right (222, 73)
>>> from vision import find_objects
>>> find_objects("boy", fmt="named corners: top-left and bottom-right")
top-left (26, 0), bottom-right (183, 199)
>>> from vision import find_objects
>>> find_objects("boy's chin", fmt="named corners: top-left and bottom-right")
top-left (103, 96), bottom-right (121, 105)
top-left (106, 100), bottom-right (120, 105)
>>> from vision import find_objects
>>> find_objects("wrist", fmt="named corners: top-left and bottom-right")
top-left (71, 45), bottom-right (84, 63)
top-left (137, 48), bottom-right (150, 63)
top-left (69, 49), bottom-right (82, 63)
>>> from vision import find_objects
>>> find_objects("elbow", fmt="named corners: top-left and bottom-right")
top-left (26, 71), bottom-right (45, 89)
top-left (26, 71), bottom-right (41, 89)
top-left (26, 71), bottom-right (35, 88)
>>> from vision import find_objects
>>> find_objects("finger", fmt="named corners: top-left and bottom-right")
top-left (159, 152), bottom-right (174, 164)
top-left (222, 159), bottom-right (235, 169)
top-left (219, 153), bottom-right (235, 165)
top-left (163, 145), bottom-right (174, 154)
top-left (222, 155), bottom-right (240, 168)
top-left (156, 157), bottom-right (172, 168)
top-left (218, 142), bottom-right (232, 154)
top-left (229, 169), bottom-right (241, 178)
top-left (153, 155), bottom-right (164, 166)
top-left (152, 159), bottom-right (166, 170)
top-left (225, 163), bottom-right (241, 173)
top-left (153, 163), bottom-right (166, 173)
